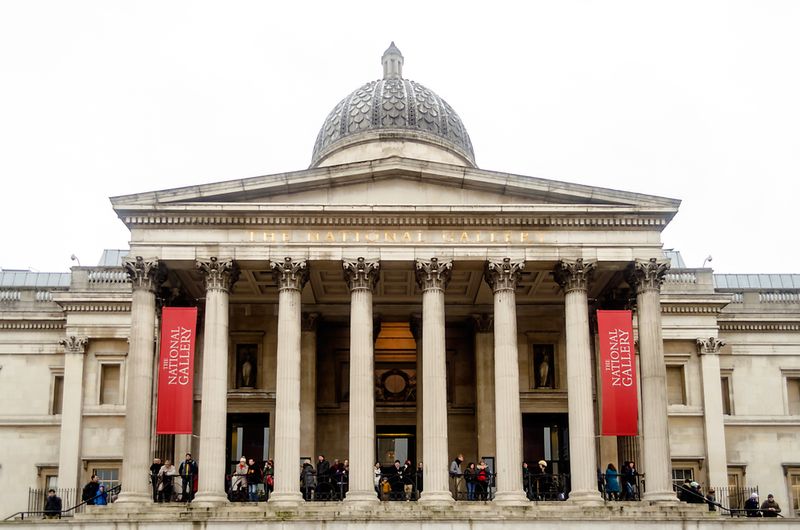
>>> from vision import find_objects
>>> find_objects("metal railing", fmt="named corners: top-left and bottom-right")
top-left (673, 483), bottom-right (781, 518)
top-left (522, 473), bottom-right (570, 501)
top-left (4, 485), bottom-right (121, 521)
top-left (598, 472), bottom-right (644, 501)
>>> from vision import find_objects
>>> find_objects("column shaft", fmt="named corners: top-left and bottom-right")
top-left (57, 337), bottom-right (87, 491)
top-left (343, 257), bottom-right (380, 504)
top-left (420, 286), bottom-right (452, 503)
top-left (635, 284), bottom-right (674, 501)
top-left (194, 257), bottom-right (237, 506)
top-left (564, 288), bottom-right (600, 501)
top-left (117, 257), bottom-right (161, 504)
top-left (485, 258), bottom-right (527, 504)
top-left (271, 288), bottom-right (303, 504)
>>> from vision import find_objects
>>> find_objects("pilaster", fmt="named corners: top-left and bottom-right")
top-left (57, 336), bottom-right (87, 492)
top-left (697, 337), bottom-right (728, 487)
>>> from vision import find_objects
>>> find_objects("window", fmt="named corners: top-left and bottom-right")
top-left (51, 375), bottom-right (64, 415)
top-left (790, 472), bottom-right (800, 516)
top-left (721, 376), bottom-right (732, 415)
top-left (666, 365), bottom-right (686, 405)
top-left (45, 474), bottom-right (58, 491)
top-left (788, 378), bottom-right (800, 416)
top-left (100, 364), bottom-right (121, 405)
top-left (671, 467), bottom-right (694, 488)
top-left (92, 467), bottom-right (120, 490)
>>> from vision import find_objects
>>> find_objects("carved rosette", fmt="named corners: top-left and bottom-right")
top-left (301, 312), bottom-right (319, 332)
top-left (123, 256), bottom-right (166, 293)
top-left (472, 313), bottom-right (494, 333)
top-left (415, 258), bottom-right (453, 292)
top-left (484, 258), bottom-right (525, 293)
top-left (196, 257), bottom-right (239, 293)
top-left (626, 257), bottom-right (671, 294)
top-left (553, 258), bottom-right (597, 293)
top-left (697, 336), bottom-right (726, 354)
top-left (342, 257), bottom-right (380, 292)
top-left (270, 257), bottom-right (309, 292)
top-left (60, 335), bottom-right (88, 354)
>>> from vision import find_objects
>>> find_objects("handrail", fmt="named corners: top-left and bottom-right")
top-left (3, 485), bottom-right (121, 521)
top-left (673, 483), bottom-right (783, 518)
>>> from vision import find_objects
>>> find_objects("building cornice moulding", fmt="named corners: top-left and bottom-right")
top-left (0, 321), bottom-right (65, 330)
top-left (60, 302), bottom-right (131, 313)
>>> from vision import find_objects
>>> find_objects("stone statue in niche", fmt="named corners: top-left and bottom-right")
top-left (533, 344), bottom-right (555, 389)
top-left (236, 344), bottom-right (258, 388)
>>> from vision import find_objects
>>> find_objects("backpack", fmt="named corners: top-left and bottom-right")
top-left (477, 469), bottom-right (488, 483)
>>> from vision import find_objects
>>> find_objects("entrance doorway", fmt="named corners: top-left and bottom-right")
top-left (226, 413), bottom-right (270, 473)
top-left (376, 425), bottom-right (416, 467)
top-left (523, 413), bottom-right (569, 475)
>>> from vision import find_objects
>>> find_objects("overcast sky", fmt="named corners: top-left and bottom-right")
top-left (1, 1), bottom-right (798, 273)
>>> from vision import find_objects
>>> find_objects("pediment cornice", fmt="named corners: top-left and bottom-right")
top-left (111, 157), bottom-right (680, 216)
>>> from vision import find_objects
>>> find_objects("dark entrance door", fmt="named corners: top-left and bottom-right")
top-left (376, 425), bottom-right (416, 468)
top-left (522, 413), bottom-right (569, 475)
top-left (226, 413), bottom-right (270, 474)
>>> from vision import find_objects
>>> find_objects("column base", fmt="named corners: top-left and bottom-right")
top-left (567, 490), bottom-right (604, 505)
top-left (191, 491), bottom-right (229, 507)
top-left (493, 489), bottom-right (529, 506)
top-left (643, 490), bottom-right (679, 503)
top-left (418, 490), bottom-right (454, 506)
top-left (268, 491), bottom-right (303, 508)
top-left (113, 491), bottom-right (152, 506)
top-left (343, 490), bottom-right (380, 505)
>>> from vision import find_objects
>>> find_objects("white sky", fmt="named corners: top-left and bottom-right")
top-left (1, 1), bottom-right (798, 273)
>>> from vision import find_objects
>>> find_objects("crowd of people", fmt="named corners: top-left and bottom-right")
top-left (597, 461), bottom-right (641, 501)
top-left (149, 454), bottom-right (198, 503)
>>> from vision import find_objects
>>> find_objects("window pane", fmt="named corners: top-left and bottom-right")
top-left (666, 366), bottom-right (686, 405)
top-left (52, 376), bottom-right (64, 415)
top-left (721, 377), bottom-right (732, 415)
top-left (788, 378), bottom-right (800, 416)
top-left (100, 365), bottom-right (120, 405)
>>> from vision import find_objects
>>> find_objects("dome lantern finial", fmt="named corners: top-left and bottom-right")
top-left (382, 41), bottom-right (404, 79)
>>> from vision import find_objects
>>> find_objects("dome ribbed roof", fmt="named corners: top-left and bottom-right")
top-left (310, 44), bottom-right (475, 167)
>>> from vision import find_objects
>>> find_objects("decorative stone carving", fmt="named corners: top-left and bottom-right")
top-left (472, 314), bottom-right (493, 333)
top-left (415, 258), bottom-right (453, 292)
top-left (123, 256), bottom-right (165, 293)
top-left (626, 257), bottom-right (671, 294)
top-left (270, 257), bottom-right (309, 291)
top-left (697, 337), bottom-right (726, 354)
top-left (342, 257), bottom-right (380, 292)
top-left (301, 312), bottom-right (319, 332)
top-left (60, 335), bottom-right (87, 354)
top-left (484, 258), bottom-right (525, 292)
top-left (196, 257), bottom-right (239, 293)
top-left (553, 258), bottom-right (597, 293)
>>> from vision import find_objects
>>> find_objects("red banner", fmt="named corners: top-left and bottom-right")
top-left (156, 307), bottom-right (197, 434)
top-left (598, 310), bottom-right (638, 436)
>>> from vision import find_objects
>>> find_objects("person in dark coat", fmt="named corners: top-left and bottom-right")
top-left (316, 455), bottom-right (330, 499)
top-left (402, 459), bottom-right (415, 500)
top-left (416, 462), bottom-right (424, 494)
top-left (389, 460), bottom-right (404, 498)
top-left (760, 493), bottom-right (781, 517)
top-left (178, 453), bottom-right (197, 502)
top-left (82, 475), bottom-right (100, 505)
top-left (150, 458), bottom-right (162, 502)
top-left (744, 492), bottom-right (762, 517)
top-left (246, 458), bottom-right (262, 501)
top-left (43, 489), bottom-right (62, 518)
top-left (300, 459), bottom-right (316, 501)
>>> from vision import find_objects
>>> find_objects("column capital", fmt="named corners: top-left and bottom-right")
top-left (415, 258), bottom-right (453, 292)
top-left (301, 312), bottom-right (319, 332)
top-left (472, 313), bottom-right (493, 333)
top-left (484, 258), bottom-right (524, 293)
top-left (343, 257), bottom-right (380, 292)
top-left (60, 335), bottom-right (87, 354)
top-left (123, 256), bottom-right (166, 293)
top-left (553, 258), bottom-right (597, 293)
top-left (697, 336), bottom-right (726, 354)
top-left (197, 257), bottom-right (239, 293)
top-left (270, 257), bottom-right (309, 291)
top-left (626, 257), bottom-right (671, 294)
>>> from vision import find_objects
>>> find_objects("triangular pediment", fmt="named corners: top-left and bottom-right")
top-left (111, 156), bottom-right (680, 214)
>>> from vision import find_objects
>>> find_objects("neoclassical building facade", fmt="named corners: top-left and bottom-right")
top-left (1, 44), bottom-right (799, 521)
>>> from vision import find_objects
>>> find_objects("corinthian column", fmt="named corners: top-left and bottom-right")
top-left (193, 257), bottom-right (238, 506)
top-left (343, 257), bottom-right (380, 504)
top-left (117, 257), bottom-right (164, 504)
top-left (57, 336), bottom-right (88, 493)
top-left (626, 258), bottom-right (675, 502)
top-left (484, 258), bottom-right (528, 505)
top-left (554, 259), bottom-right (602, 503)
top-left (415, 258), bottom-right (454, 504)
top-left (697, 337), bottom-right (728, 487)
top-left (268, 258), bottom-right (309, 506)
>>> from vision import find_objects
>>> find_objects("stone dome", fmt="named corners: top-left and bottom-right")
top-left (310, 43), bottom-right (475, 168)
